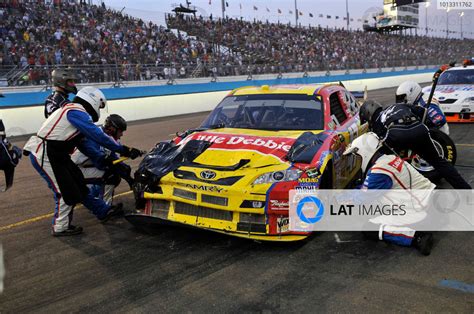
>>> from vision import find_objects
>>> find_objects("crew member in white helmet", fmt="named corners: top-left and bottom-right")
top-left (396, 80), bottom-right (449, 134)
top-left (24, 87), bottom-right (143, 236)
top-left (344, 132), bottom-right (436, 255)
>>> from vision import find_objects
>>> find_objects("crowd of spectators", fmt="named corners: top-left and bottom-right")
top-left (0, 1), bottom-right (215, 84)
top-left (167, 14), bottom-right (473, 73)
top-left (0, 1), bottom-right (472, 86)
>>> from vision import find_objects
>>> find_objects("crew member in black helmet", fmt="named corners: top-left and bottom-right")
top-left (72, 114), bottom-right (133, 207)
top-left (359, 100), bottom-right (471, 189)
top-left (44, 69), bottom-right (78, 118)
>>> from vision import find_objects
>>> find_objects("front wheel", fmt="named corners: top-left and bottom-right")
top-left (409, 129), bottom-right (457, 182)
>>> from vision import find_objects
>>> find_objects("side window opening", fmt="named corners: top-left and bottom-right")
top-left (341, 92), bottom-right (359, 116)
top-left (329, 92), bottom-right (347, 125)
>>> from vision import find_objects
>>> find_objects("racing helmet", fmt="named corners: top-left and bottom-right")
top-left (104, 114), bottom-right (127, 139)
top-left (105, 114), bottom-right (127, 131)
top-left (75, 87), bottom-right (107, 122)
top-left (343, 132), bottom-right (382, 174)
top-left (396, 81), bottom-right (422, 104)
top-left (359, 100), bottom-right (382, 125)
top-left (51, 69), bottom-right (78, 94)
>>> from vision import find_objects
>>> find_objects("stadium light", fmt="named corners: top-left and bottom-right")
top-left (295, 0), bottom-right (298, 26)
top-left (425, 1), bottom-right (430, 35)
top-left (460, 12), bottom-right (464, 39)
top-left (446, 7), bottom-right (450, 38)
top-left (345, 0), bottom-right (349, 30)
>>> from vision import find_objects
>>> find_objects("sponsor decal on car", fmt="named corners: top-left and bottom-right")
top-left (305, 167), bottom-right (320, 178)
top-left (277, 217), bottom-right (290, 233)
top-left (435, 85), bottom-right (474, 94)
top-left (270, 199), bottom-right (290, 210)
top-left (181, 132), bottom-right (296, 160)
top-left (176, 182), bottom-right (224, 193)
top-left (297, 176), bottom-right (320, 189)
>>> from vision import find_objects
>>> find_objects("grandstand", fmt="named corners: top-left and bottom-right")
top-left (0, 1), bottom-right (472, 86)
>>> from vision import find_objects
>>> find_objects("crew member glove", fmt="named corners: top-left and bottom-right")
top-left (121, 146), bottom-right (144, 160)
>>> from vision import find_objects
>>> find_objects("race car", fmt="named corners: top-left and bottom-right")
top-left (129, 84), bottom-right (366, 241)
top-left (422, 59), bottom-right (474, 123)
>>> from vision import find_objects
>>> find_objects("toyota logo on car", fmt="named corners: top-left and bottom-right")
top-left (200, 170), bottom-right (217, 180)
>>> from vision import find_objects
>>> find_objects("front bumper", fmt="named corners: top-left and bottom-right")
top-left (445, 112), bottom-right (474, 123)
top-left (128, 195), bottom-right (310, 242)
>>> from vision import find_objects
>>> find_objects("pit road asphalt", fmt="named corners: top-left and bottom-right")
top-left (0, 86), bottom-right (473, 312)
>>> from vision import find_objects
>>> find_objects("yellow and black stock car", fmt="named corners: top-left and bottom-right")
top-left (129, 84), bottom-right (366, 241)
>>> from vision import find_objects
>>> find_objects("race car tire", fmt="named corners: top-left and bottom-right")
top-left (409, 129), bottom-right (457, 183)
top-left (319, 160), bottom-right (333, 189)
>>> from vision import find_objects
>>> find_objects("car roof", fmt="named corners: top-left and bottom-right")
top-left (446, 65), bottom-right (474, 71)
top-left (230, 84), bottom-right (328, 96)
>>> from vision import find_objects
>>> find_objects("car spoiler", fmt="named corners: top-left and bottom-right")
top-left (351, 91), bottom-right (365, 98)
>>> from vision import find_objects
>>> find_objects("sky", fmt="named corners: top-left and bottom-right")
top-left (99, 0), bottom-right (473, 39)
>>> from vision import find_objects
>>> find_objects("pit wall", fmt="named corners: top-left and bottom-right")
top-left (0, 68), bottom-right (434, 136)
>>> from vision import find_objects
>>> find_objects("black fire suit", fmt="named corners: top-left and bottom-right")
top-left (44, 90), bottom-right (70, 118)
top-left (371, 103), bottom-right (471, 189)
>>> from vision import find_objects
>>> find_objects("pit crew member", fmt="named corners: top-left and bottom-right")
top-left (0, 119), bottom-right (22, 191)
top-left (72, 114), bottom-right (133, 207)
top-left (344, 132), bottom-right (435, 255)
top-left (395, 80), bottom-right (449, 134)
top-left (24, 87), bottom-right (143, 236)
top-left (44, 69), bottom-right (78, 118)
top-left (359, 100), bottom-right (471, 189)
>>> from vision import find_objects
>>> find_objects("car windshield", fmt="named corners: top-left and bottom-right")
top-left (201, 94), bottom-right (324, 131)
top-left (438, 69), bottom-right (474, 85)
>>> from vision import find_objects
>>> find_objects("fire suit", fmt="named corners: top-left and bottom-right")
top-left (414, 96), bottom-right (449, 133)
top-left (24, 103), bottom-right (125, 233)
top-left (71, 131), bottom-right (131, 206)
top-left (363, 154), bottom-right (435, 246)
top-left (44, 90), bottom-right (70, 118)
top-left (372, 103), bottom-right (471, 189)
top-left (0, 120), bottom-right (22, 191)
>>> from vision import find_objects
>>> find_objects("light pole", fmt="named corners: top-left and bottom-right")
top-left (425, 1), bottom-right (430, 36)
top-left (295, 0), bottom-right (298, 27)
top-left (460, 12), bottom-right (464, 39)
top-left (446, 7), bottom-right (450, 38)
top-left (346, 0), bottom-right (349, 30)
top-left (221, 0), bottom-right (225, 19)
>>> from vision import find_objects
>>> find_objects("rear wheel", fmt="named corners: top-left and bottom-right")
top-left (409, 129), bottom-right (457, 182)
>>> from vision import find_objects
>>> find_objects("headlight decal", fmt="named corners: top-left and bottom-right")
top-left (461, 97), bottom-right (474, 105)
top-left (253, 168), bottom-right (303, 185)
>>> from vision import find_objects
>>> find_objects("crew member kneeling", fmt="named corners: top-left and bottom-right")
top-left (344, 132), bottom-right (435, 255)
top-left (72, 114), bottom-right (133, 208)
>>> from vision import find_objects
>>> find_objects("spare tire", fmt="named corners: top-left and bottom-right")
top-left (409, 129), bottom-right (457, 182)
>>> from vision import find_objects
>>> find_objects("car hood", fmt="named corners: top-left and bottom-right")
top-left (133, 128), bottom-right (330, 209)
top-left (178, 128), bottom-right (323, 168)
top-left (136, 128), bottom-right (329, 182)
top-left (422, 84), bottom-right (474, 101)
top-left (176, 128), bottom-right (322, 168)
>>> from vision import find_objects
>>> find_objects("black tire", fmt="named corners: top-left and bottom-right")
top-left (319, 160), bottom-right (333, 189)
top-left (409, 129), bottom-right (457, 182)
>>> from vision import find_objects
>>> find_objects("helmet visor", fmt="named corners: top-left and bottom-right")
top-left (396, 94), bottom-right (407, 104)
